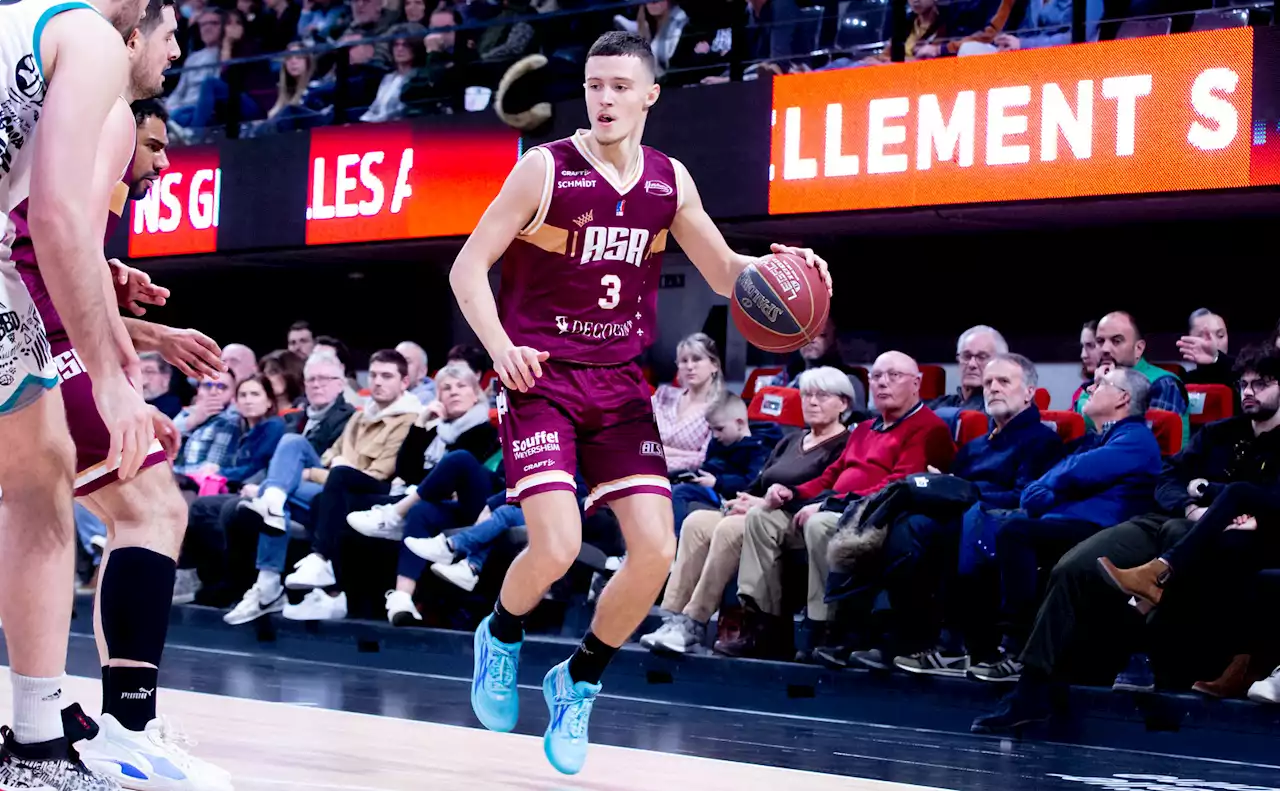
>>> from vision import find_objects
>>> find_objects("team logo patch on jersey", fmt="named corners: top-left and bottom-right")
top-left (573, 210), bottom-right (594, 228)
top-left (14, 55), bottom-right (43, 101)
top-left (644, 180), bottom-right (673, 197)
top-left (640, 441), bottom-right (664, 458)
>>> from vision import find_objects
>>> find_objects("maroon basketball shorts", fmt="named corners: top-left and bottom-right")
top-left (49, 337), bottom-right (168, 497)
top-left (499, 360), bottom-right (671, 514)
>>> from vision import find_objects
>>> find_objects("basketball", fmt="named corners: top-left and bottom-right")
top-left (730, 252), bottom-right (830, 353)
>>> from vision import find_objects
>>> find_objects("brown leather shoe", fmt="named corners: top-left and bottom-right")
top-left (1193, 654), bottom-right (1252, 698)
top-left (1097, 557), bottom-right (1170, 612)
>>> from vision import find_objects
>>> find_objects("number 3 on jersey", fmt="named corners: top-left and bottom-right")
top-left (598, 274), bottom-right (621, 309)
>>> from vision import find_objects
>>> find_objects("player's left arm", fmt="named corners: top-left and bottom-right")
top-left (122, 318), bottom-right (225, 379)
top-left (669, 159), bottom-right (832, 297)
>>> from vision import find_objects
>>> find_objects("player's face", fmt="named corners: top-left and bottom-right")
top-left (129, 116), bottom-right (169, 199)
top-left (584, 55), bottom-right (658, 144)
top-left (129, 6), bottom-right (182, 99)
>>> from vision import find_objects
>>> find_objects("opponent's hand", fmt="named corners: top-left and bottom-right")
top-left (153, 409), bottom-right (181, 461)
top-left (108, 259), bottom-right (170, 316)
top-left (770, 243), bottom-right (832, 295)
top-left (158, 327), bottom-right (225, 379)
top-left (494, 345), bottom-right (550, 392)
top-left (94, 372), bottom-right (156, 481)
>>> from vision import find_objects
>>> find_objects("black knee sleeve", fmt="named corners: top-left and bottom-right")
top-left (100, 547), bottom-right (176, 665)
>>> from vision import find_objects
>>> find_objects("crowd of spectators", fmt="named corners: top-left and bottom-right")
top-left (69, 309), bottom-right (1280, 736)
top-left (156, 0), bottom-right (1270, 138)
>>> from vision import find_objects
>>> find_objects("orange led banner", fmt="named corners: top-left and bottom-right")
top-left (769, 28), bottom-right (1261, 214)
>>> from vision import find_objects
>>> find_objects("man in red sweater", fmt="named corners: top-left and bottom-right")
top-left (715, 351), bottom-right (956, 659)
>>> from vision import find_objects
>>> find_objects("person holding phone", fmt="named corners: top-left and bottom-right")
top-left (669, 394), bottom-right (770, 536)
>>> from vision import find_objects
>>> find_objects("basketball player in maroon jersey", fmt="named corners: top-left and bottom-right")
top-left (11, 5), bottom-right (232, 787)
top-left (452, 31), bottom-right (832, 775)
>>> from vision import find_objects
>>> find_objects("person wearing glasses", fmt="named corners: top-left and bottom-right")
top-left (172, 370), bottom-right (241, 476)
top-left (930, 326), bottom-right (1009, 425)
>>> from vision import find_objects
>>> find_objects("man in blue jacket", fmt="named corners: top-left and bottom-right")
top-left (967, 363), bottom-right (1162, 683)
top-left (848, 354), bottom-right (1063, 674)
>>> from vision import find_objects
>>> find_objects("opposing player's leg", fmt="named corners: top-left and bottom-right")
top-left (472, 390), bottom-right (581, 734)
top-left (0, 385), bottom-right (117, 789)
top-left (541, 409), bottom-right (673, 775)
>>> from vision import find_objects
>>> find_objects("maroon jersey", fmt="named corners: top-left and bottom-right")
top-left (11, 180), bottom-right (130, 341)
top-left (498, 131), bottom-right (681, 367)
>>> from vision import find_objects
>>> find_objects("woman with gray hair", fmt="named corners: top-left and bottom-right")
top-left (652, 333), bottom-right (723, 474)
top-left (639, 366), bottom-right (853, 654)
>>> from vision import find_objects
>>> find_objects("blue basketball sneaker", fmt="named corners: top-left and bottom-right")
top-left (541, 660), bottom-right (601, 775)
top-left (471, 615), bottom-right (522, 732)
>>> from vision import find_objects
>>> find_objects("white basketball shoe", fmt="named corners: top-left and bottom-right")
top-left (78, 714), bottom-right (232, 791)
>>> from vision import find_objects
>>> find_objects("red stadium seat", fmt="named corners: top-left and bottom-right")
top-left (1186, 383), bottom-right (1233, 426)
top-left (1034, 388), bottom-right (1050, 410)
top-left (920, 365), bottom-right (946, 401)
top-left (849, 366), bottom-right (869, 392)
top-left (480, 370), bottom-right (499, 392)
top-left (488, 408), bottom-right (499, 428)
top-left (743, 366), bottom-right (784, 399)
top-left (1155, 362), bottom-right (1188, 378)
top-left (1040, 410), bottom-right (1086, 444)
top-left (956, 410), bottom-right (989, 445)
top-left (1146, 409), bottom-right (1183, 456)
top-left (748, 386), bottom-right (805, 428)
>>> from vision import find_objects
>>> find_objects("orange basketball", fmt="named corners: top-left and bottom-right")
top-left (730, 252), bottom-right (830, 353)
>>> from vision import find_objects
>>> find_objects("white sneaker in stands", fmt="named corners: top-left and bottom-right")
top-left (223, 581), bottom-right (284, 625)
top-left (384, 590), bottom-right (421, 626)
top-left (347, 504), bottom-right (405, 540)
top-left (431, 559), bottom-right (479, 592)
top-left (404, 534), bottom-right (454, 565)
top-left (172, 569), bottom-right (202, 605)
top-left (79, 713), bottom-right (232, 791)
top-left (283, 589), bottom-right (347, 621)
top-left (237, 496), bottom-right (286, 533)
top-left (1248, 666), bottom-right (1280, 704)
top-left (284, 553), bottom-right (335, 590)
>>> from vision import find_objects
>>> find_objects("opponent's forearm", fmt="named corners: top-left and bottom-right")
top-left (449, 259), bottom-right (515, 357)
top-left (122, 317), bottom-right (164, 352)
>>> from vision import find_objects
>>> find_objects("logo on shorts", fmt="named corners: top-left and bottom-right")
top-left (512, 430), bottom-right (561, 460)
top-left (644, 180), bottom-right (673, 197)
top-left (55, 349), bottom-right (84, 382)
top-left (640, 441), bottom-right (664, 458)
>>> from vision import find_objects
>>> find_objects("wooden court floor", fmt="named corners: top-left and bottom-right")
top-left (1, 673), bottom-right (948, 791)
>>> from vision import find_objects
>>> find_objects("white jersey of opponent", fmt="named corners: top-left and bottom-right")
top-left (0, 0), bottom-right (95, 414)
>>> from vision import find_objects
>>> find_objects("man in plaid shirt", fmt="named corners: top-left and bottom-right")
top-left (1076, 311), bottom-right (1189, 447)
top-left (174, 371), bottom-right (241, 475)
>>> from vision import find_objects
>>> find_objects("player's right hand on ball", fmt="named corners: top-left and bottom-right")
top-left (495, 346), bottom-right (550, 392)
top-left (94, 374), bottom-right (156, 482)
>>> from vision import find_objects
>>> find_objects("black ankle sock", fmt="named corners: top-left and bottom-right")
top-left (100, 666), bottom-right (110, 711)
top-left (567, 631), bottom-right (618, 686)
top-left (489, 600), bottom-right (525, 644)
top-left (105, 667), bottom-right (158, 732)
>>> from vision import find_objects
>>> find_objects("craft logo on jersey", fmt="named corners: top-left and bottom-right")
top-left (511, 430), bottom-right (561, 460)
top-left (556, 315), bottom-right (634, 339)
top-left (735, 270), bottom-right (784, 322)
top-left (644, 179), bottom-right (673, 197)
top-left (581, 226), bottom-right (650, 266)
top-left (562, 169), bottom-right (590, 177)
top-left (572, 210), bottom-right (594, 228)
top-left (760, 256), bottom-right (803, 301)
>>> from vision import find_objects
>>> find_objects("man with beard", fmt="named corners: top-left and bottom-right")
top-left (974, 345), bottom-right (1280, 733)
top-left (1078, 310), bottom-right (1190, 446)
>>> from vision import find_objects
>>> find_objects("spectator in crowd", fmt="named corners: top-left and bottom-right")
top-left (268, 42), bottom-right (324, 122)
top-left (849, 0), bottom-right (946, 66)
top-left (915, 0), bottom-right (1017, 58)
top-left (401, 0), bottom-right (428, 24)
top-left (964, 364), bottom-right (1161, 683)
top-left (224, 350), bottom-right (421, 624)
top-left (880, 353), bottom-right (1062, 676)
top-left (361, 23), bottom-right (428, 123)
top-left (260, 349), bottom-right (306, 413)
top-left (477, 0), bottom-right (538, 66)
top-left (641, 367), bottom-right (853, 654)
top-left (973, 347), bottom-right (1280, 733)
top-left (288, 320), bottom-right (316, 358)
top-left (662, 0), bottom-right (735, 84)
top-left (653, 333), bottom-right (722, 474)
top-left (931, 325), bottom-right (1008, 421)
top-left (669, 394), bottom-right (771, 535)
top-left (991, 0), bottom-right (1101, 49)
top-left (446, 343), bottom-right (492, 377)
top-left (715, 351), bottom-right (956, 659)
top-left (338, 0), bottom-right (396, 65)
top-left (222, 342), bottom-right (259, 382)
top-left (1072, 319), bottom-right (1101, 408)
top-left (615, 0), bottom-right (689, 77)
top-left (401, 7), bottom-right (466, 116)
top-left (174, 370), bottom-right (241, 474)
top-left (1179, 308), bottom-right (1234, 387)
top-left (773, 318), bottom-right (868, 416)
top-left (141, 351), bottom-right (183, 418)
top-left (396, 340), bottom-right (437, 404)
top-left (1269, 319), bottom-right (1280, 351)
top-left (256, 0), bottom-right (301, 53)
top-left (167, 8), bottom-right (227, 120)
top-left (297, 0), bottom-right (347, 43)
top-left (314, 335), bottom-right (362, 403)
top-left (409, 495), bottom-right (527, 596)
top-left (191, 374), bottom-right (287, 487)
top-left (291, 362), bottom-right (497, 623)
top-left (1078, 311), bottom-right (1189, 446)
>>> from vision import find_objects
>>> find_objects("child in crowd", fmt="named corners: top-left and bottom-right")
top-left (670, 394), bottom-right (771, 534)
